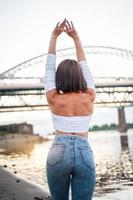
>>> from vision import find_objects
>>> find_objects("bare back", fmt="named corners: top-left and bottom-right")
top-left (49, 91), bottom-right (94, 116)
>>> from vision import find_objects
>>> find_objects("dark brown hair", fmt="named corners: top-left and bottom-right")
top-left (55, 59), bottom-right (87, 93)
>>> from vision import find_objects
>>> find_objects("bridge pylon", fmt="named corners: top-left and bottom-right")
top-left (117, 106), bottom-right (128, 133)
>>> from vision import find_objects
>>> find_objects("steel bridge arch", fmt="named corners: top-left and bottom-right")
top-left (0, 46), bottom-right (133, 78)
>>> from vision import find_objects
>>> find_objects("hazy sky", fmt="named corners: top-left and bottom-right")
top-left (0, 0), bottom-right (133, 77)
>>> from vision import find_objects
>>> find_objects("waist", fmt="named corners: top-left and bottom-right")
top-left (55, 130), bottom-right (88, 139)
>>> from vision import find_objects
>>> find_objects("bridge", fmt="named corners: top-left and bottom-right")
top-left (0, 46), bottom-right (133, 132)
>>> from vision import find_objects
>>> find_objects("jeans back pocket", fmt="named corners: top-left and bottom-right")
top-left (47, 144), bottom-right (65, 166)
top-left (78, 146), bottom-right (95, 170)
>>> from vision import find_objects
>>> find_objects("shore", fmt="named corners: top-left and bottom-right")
top-left (0, 167), bottom-right (133, 200)
top-left (0, 133), bottom-right (50, 142)
top-left (0, 168), bottom-right (51, 200)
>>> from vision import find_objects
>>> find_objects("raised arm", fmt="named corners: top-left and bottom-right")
top-left (64, 20), bottom-right (96, 101)
top-left (44, 20), bottom-right (66, 103)
top-left (48, 20), bottom-right (65, 54)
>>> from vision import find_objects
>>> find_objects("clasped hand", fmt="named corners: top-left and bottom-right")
top-left (52, 18), bottom-right (79, 40)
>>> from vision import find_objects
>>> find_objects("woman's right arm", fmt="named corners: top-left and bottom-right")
top-left (65, 20), bottom-right (96, 101)
top-left (73, 36), bottom-right (86, 62)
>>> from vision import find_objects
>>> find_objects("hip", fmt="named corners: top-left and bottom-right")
top-left (47, 134), bottom-right (95, 172)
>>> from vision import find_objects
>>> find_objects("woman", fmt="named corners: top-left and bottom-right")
top-left (44, 19), bottom-right (96, 200)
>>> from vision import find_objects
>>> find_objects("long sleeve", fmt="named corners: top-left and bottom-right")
top-left (44, 53), bottom-right (56, 94)
top-left (79, 60), bottom-right (96, 91)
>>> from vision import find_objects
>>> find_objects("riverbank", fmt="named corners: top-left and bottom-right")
top-left (0, 133), bottom-right (51, 154)
top-left (0, 168), bottom-right (51, 200)
top-left (94, 185), bottom-right (133, 200)
top-left (0, 167), bottom-right (133, 200)
top-left (0, 133), bottom-right (50, 143)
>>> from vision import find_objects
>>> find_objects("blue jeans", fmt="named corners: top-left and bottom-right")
top-left (46, 135), bottom-right (96, 200)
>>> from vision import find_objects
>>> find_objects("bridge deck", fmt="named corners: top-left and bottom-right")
top-left (0, 81), bottom-right (133, 91)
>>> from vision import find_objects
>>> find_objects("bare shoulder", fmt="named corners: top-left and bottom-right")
top-left (84, 88), bottom-right (96, 102)
top-left (45, 89), bottom-right (68, 105)
top-left (45, 89), bottom-right (58, 105)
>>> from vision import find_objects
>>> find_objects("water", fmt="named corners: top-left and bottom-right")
top-left (0, 130), bottom-right (133, 197)
top-left (0, 106), bottom-right (133, 136)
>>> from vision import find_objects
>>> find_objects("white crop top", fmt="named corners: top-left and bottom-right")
top-left (44, 53), bottom-right (96, 133)
top-left (51, 112), bottom-right (92, 133)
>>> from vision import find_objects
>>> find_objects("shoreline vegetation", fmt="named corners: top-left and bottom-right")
top-left (89, 123), bottom-right (133, 131)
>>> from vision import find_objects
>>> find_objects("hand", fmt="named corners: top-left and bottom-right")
top-left (51, 19), bottom-right (66, 39)
top-left (64, 20), bottom-right (79, 40)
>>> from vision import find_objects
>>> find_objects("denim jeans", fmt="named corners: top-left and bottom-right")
top-left (46, 135), bottom-right (96, 200)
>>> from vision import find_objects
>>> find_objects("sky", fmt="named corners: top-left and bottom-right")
top-left (0, 0), bottom-right (133, 77)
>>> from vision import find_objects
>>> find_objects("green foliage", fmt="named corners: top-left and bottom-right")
top-left (89, 123), bottom-right (133, 131)
top-left (0, 131), bottom-right (16, 136)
